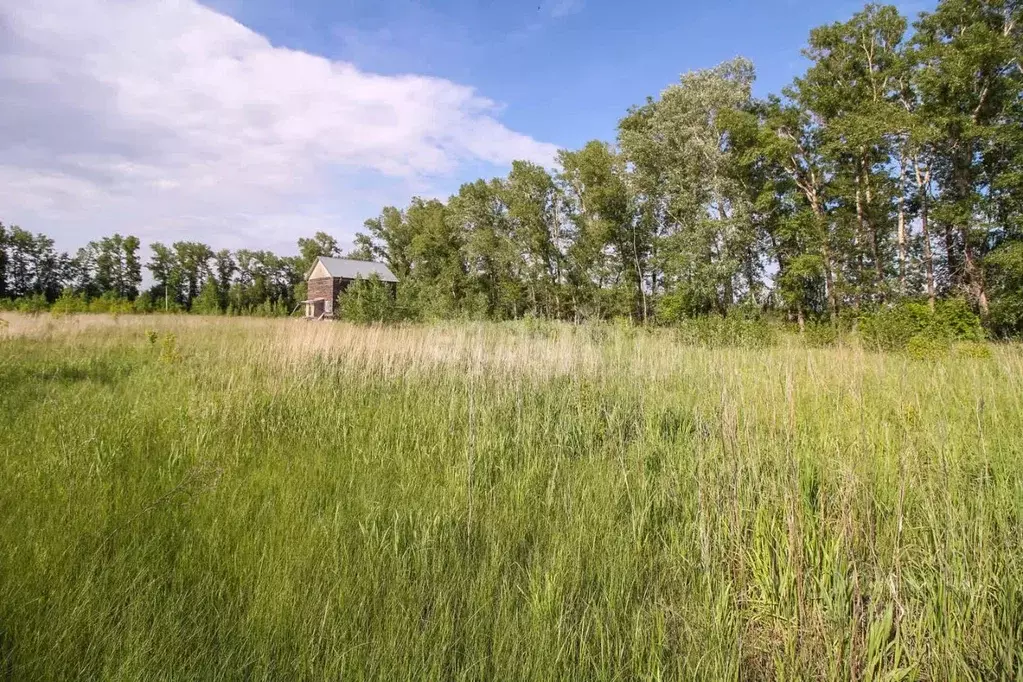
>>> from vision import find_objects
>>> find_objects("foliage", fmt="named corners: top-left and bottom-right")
top-left (672, 313), bottom-right (778, 349)
top-left (802, 320), bottom-right (840, 348)
top-left (337, 275), bottom-right (401, 324)
top-left (985, 241), bottom-right (1023, 338)
top-left (859, 298), bottom-right (984, 351)
top-left (190, 279), bottom-right (223, 316)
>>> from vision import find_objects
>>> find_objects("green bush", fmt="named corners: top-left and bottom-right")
top-left (906, 335), bottom-right (950, 361)
top-left (802, 321), bottom-right (839, 348)
top-left (985, 240), bottom-right (1023, 338)
top-left (50, 289), bottom-right (88, 316)
top-left (859, 298), bottom-right (984, 351)
top-left (16, 294), bottom-right (49, 315)
top-left (190, 281), bottom-right (223, 316)
top-left (338, 275), bottom-right (401, 324)
top-left (673, 314), bottom-right (777, 349)
top-left (134, 291), bottom-right (156, 314)
top-left (87, 293), bottom-right (134, 315)
top-left (953, 341), bottom-right (993, 359)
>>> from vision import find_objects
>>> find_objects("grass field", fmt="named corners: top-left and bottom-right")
top-left (1, 314), bottom-right (1022, 680)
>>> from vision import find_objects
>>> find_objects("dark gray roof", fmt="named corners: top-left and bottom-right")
top-left (311, 257), bottom-right (398, 283)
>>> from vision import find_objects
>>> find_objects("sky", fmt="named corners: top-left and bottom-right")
top-left (0, 0), bottom-right (934, 257)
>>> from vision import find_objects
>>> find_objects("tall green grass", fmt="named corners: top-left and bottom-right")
top-left (1, 314), bottom-right (1022, 680)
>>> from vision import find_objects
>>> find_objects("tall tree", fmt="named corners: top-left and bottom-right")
top-left (620, 57), bottom-right (758, 316)
top-left (0, 222), bottom-right (8, 299)
top-left (297, 232), bottom-right (340, 272)
top-left (913, 0), bottom-right (1023, 314)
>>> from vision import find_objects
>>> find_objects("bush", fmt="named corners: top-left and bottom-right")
top-left (16, 294), bottom-right (49, 315)
top-left (985, 240), bottom-right (1023, 338)
top-left (802, 321), bottom-right (839, 348)
top-left (134, 291), bottom-right (156, 314)
top-left (190, 281), bottom-right (223, 316)
top-left (87, 293), bottom-right (134, 315)
top-left (338, 275), bottom-right (401, 324)
top-left (673, 314), bottom-right (777, 349)
top-left (859, 298), bottom-right (984, 351)
top-left (50, 289), bottom-right (88, 316)
top-left (906, 335), bottom-right (950, 361)
top-left (953, 341), bottom-right (993, 359)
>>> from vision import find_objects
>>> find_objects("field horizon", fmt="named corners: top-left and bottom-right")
top-left (2, 313), bottom-right (1022, 680)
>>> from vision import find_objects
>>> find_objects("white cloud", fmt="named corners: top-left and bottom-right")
top-left (0, 0), bottom-right (559, 252)
top-left (548, 0), bottom-right (585, 19)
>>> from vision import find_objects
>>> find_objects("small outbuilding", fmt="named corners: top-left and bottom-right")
top-left (302, 256), bottom-right (398, 319)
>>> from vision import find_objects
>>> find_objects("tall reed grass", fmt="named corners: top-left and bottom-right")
top-left (1, 314), bottom-right (1021, 680)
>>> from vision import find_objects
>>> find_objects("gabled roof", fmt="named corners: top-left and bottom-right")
top-left (308, 256), bottom-right (398, 283)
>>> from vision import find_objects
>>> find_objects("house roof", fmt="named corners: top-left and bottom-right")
top-left (309, 257), bottom-right (398, 283)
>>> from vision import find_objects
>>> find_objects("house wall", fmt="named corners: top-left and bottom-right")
top-left (308, 261), bottom-right (331, 279)
top-left (307, 277), bottom-right (336, 315)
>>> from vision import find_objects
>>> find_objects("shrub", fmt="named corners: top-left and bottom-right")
top-left (134, 291), bottom-right (156, 314)
top-left (16, 294), bottom-right (49, 315)
top-left (954, 341), bottom-right (993, 359)
top-left (802, 321), bottom-right (839, 348)
top-left (190, 281), bottom-right (223, 316)
top-left (673, 314), bottom-right (777, 349)
top-left (51, 289), bottom-right (88, 316)
top-left (521, 313), bottom-right (558, 340)
top-left (859, 298), bottom-right (984, 351)
top-left (159, 333), bottom-right (181, 363)
top-left (906, 335), bottom-right (949, 361)
top-left (338, 275), bottom-right (401, 324)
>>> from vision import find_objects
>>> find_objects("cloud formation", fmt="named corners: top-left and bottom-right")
top-left (0, 0), bottom-right (558, 250)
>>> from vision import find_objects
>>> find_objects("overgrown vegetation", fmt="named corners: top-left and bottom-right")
top-left (1, 314), bottom-right (1021, 680)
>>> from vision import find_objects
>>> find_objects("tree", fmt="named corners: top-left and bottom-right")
top-left (619, 57), bottom-right (758, 316)
top-left (0, 222), bottom-right (8, 299)
top-left (337, 275), bottom-right (400, 323)
top-left (447, 179), bottom-right (522, 319)
top-left (297, 232), bottom-right (340, 271)
top-left (497, 162), bottom-right (565, 317)
top-left (147, 242), bottom-right (181, 310)
top-left (213, 249), bottom-right (236, 310)
top-left (795, 4), bottom-right (907, 305)
top-left (122, 236), bottom-right (142, 300)
top-left (558, 141), bottom-right (644, 320)
top-left (913, 0), bottom-right (1023, 314)
top-left (173, 241), bottom-right (213, 309)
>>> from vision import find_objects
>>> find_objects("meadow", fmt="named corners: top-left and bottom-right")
top-left (1, 313), bottom-right (1022, 680)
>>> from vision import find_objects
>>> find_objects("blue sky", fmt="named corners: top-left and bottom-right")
top-left (0, 0), bottom-right (934, 255)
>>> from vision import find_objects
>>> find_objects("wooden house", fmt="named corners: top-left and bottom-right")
top-left (302, 256), bottom-right (398, 319)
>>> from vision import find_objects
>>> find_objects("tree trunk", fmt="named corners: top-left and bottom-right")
top-left (854, 177), bottom-right (866, 308)
top-left (944, 224), bottom-right (960, 292)
top-left (811, 200), bottom-right (838, 322)
top-left (863, 160), bottom-right (883, 296)
top-left (914, 161), bottom-right (936, 310)
top-left (896, 159), bottom-right (907, 295)
top-left (920, 191), bottom-right (936, 311)
top-left (963, 237), bottom-right (989, 316)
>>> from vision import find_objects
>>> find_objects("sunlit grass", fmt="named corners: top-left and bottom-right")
top-left (1, 313), bottom-right (1022, 680)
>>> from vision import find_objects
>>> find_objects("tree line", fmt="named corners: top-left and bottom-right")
top-left (348, 0), bottom-right (1022, 336)
top-left (0, 225), bottom-right (346, 316)
top-left (2, 0), bottom-right (1022, 335)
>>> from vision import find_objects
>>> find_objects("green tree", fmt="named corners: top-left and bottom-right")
top-left (913, 0), bottom-right (1023, 314)
top-left (297, 232), bottom-right (340, 272)
top-left (337, 274), bottom-right (400, 323)
top-left (0, 222), bottom-right (8, 299)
